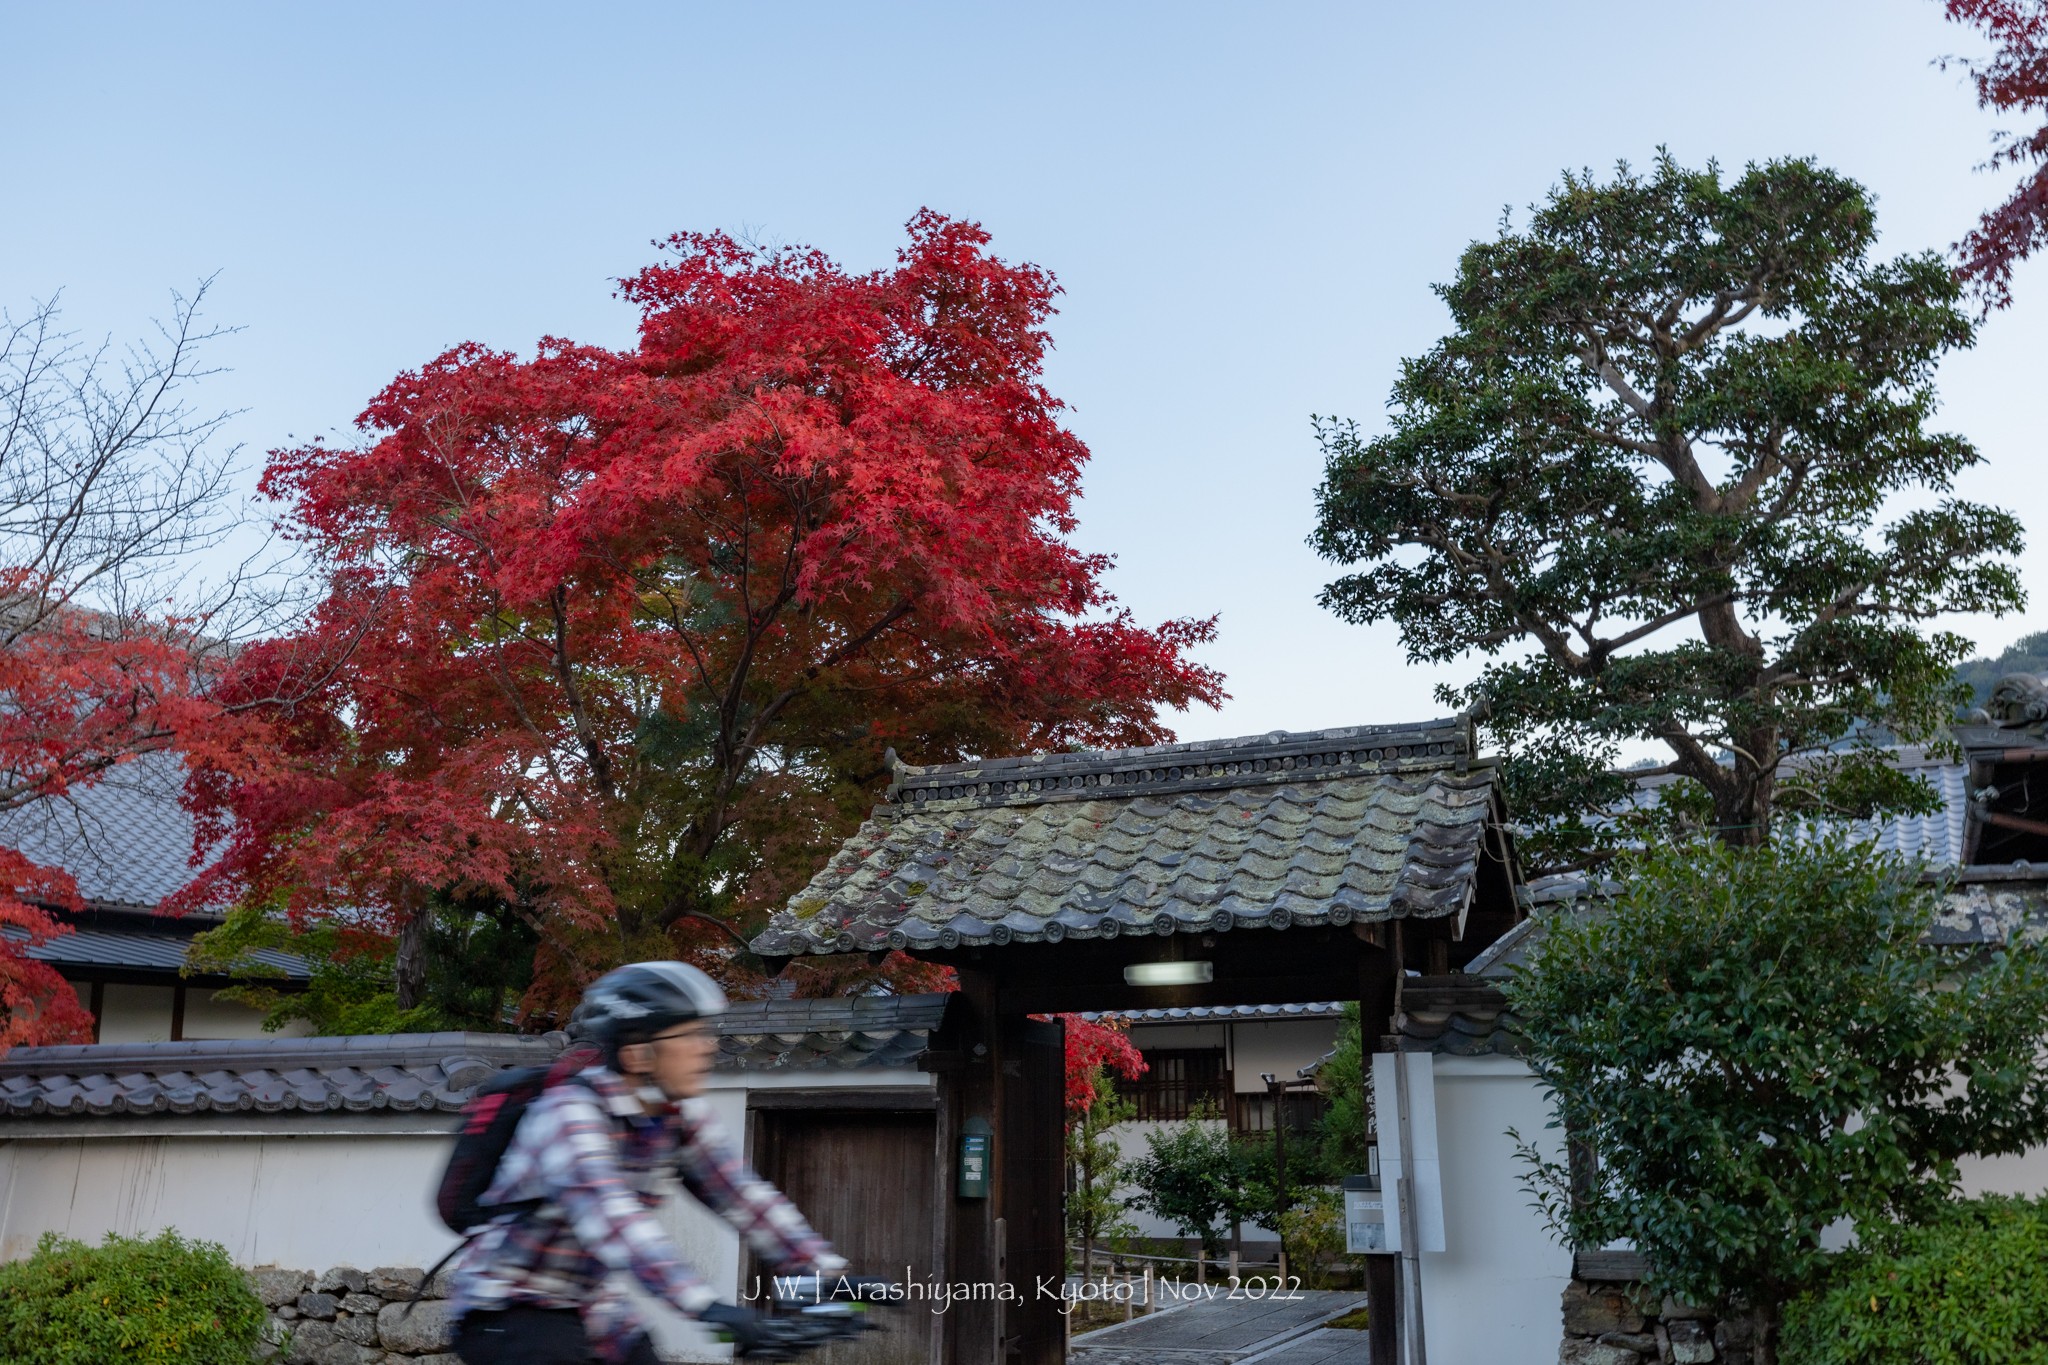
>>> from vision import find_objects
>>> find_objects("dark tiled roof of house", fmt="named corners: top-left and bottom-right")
top-left (0, 752), bottom-right (203, 910)
top-left (751, 720), bottom-right (1499, 959)
top-left (4, 906), bottom-right (311, 980)
top-left (1391, 978), bottom-right (1522, 1056)
top-left (0, 994), bottom-right (948, 1120)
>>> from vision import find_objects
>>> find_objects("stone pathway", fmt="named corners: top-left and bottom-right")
top-left (1069, 1289), bottom-right (1367, 1365)
top-left (1238, 1327), bottom-right (1370, 1364)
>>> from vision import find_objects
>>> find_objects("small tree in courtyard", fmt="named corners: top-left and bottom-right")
top-left (1312, 153), bottom-right (2024, 869)
top-left (1508, 836), bottom-right (2048, 1364)
top-left (1066, 1070), bottom-right (1136, 1279)
top-left (1062, 1016), bottom-right (1145, 1279)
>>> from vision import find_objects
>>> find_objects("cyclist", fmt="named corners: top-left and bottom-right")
top-left (448, 961), bottom-right (847, 1363)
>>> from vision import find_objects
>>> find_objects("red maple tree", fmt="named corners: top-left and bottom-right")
top-left (190, 213), bottom-right (1222, 1020)
top-left (1059, 1013), bottom-right (1148, 1116)
top-left (1944, 0), bottom-right (2048, 308)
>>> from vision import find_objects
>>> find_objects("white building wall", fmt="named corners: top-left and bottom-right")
top-left (1415, 1056), bottom-right (1572, 1365)
top-left (1227, 1018), bottom-right (1340, 1093)
top-left (1956, 1146), bottom-right (2048, 1198)
top-left (65, 981), bottom-right (305, 1043)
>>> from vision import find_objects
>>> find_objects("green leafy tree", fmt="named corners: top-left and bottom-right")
top-left (1783, 1195), bottom-right (2048, 1365)
top-left (0, 1229), bottom-right (267, 1365)
top-left (1065, 1068), bottom-right (1137, 1278)
top-left (1312, 153), bottom-right (2025, 867)
top-left (1508, 837), bottom-right (2048, 1364)
top-left (1311, 1003), bottom-right (1370, 1178)
top-left (188, 891), bottom-right (536, 1035)
top-left (1123, 1100), bottom-right (1264, 1256)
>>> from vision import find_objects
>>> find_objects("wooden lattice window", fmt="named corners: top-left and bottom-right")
top-left (1131, 1047), bottom-right (1229, 1120)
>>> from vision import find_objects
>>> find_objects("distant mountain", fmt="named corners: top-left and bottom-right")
top-left (1956, 631), bottom-right (2048, 710)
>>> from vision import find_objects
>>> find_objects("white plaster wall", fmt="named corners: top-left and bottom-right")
top-left (1227, 1019), bottom-right (1340, 1093)
top-left (0, 1129), bottom-right (463, 1268)
top-left (1417, 1056), bottom-right (1572, 1365)
top-left (66, 982), bottom-right (310, 1043)
top-left (183, 990), bottom-right (303, 1041)
top-left (1125, 1023), bottom-right (1225, 1050)
top-left (1956, 1145), bottom-right (2048, 1198)
top-left (97, 983), bottom-right (177, 1043)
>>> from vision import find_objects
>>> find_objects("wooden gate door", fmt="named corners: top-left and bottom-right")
top-left (751, 1101), bottom-right (941, 1365)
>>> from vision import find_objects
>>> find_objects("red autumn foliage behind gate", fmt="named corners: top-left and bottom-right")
top-left (187, 213), bottom-right (1222, 1019)
top-left (1944, 0), bottom-right (2048, 308)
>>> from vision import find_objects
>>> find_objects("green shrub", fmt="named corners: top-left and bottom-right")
top-left (0, 1229), bottom-right (268, 1365)
top-left (1276, 1188), bottom-right (1354, 1289)
top-left (1783, 1196), bottom-right (2048, 1365)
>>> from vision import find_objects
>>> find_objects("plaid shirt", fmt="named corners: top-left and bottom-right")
top-left (449, 1063), bottom-right (842, 1362)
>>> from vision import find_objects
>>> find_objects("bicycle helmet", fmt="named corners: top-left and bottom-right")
top-left (577, 961), bottom-right (728, 1059)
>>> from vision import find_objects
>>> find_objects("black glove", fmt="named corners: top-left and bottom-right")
top-left (700, 1302), bottom-right (783, 1358)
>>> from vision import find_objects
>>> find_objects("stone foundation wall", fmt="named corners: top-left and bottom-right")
top-left (248, 1264), bottom-right (459, 1365)
top-left (1561, 1278), bottom-right (1757, 1365)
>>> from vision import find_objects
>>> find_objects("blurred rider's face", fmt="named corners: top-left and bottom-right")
top-left (620, 1021), bottom-right (716, 1101)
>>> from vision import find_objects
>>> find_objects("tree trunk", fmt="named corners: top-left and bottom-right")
top-left (1711, 726), bottom-right (1778, 848)
top-left (395, 901), bottom-right (430, 1010)
top-left (1753, 1295), bottom-right (1782, 1365)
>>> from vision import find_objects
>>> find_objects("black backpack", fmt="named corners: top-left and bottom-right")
top-left (436, 1044), bottom-right (603, 1234)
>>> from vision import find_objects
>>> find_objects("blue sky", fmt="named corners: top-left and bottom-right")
top-left (5, 1), bottom-right (2043, 743)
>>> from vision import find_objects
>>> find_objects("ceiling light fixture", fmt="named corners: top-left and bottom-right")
top-left (1123, 961), bottom-right (1214, 987)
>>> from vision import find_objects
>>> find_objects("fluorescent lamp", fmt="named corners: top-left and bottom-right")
top-left (1124, 961), bottom-right (1214, 987)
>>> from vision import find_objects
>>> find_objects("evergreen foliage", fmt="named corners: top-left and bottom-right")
top-left (0, 1230), bottom-right (267, 1365)
top-left (1508, 837), bottom-right (2048, 1362)
top-left (1783, 1195), bottom-right (2048, 1364)
top-left (1313, 153), bottom-right (2024, 868)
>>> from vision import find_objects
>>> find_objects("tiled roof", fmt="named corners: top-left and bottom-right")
top-left (1081, 1002), bottom-right (1347, 1023)
top-left (715, 993), bottom-right (948, 1070)
top-left (0, 994), bottom-right (948, 1121)
top-left (751, 720), bottom-right (1499, 959)
top-left (1842, 761), bottom-right (1972, 865)
top-left (0, 752), bottom-right (203, 910)
top-left (4, 907), bottom-right (310, 980)
top-left (1391, 978), bottom-right (1522, 1056)
top-left (0, 1032), bottom-right (560, 1119)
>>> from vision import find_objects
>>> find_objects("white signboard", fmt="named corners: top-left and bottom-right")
top-left (1370, 1051), bottom-right (1446, 1253)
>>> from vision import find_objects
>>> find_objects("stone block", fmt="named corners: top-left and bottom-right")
top-left (378, 1298), bottom-right (456, 1354)
top-left (424, 1265), bottom-right (454, 1299)
top-left (278, 1306), bottom-right (300, 1321)
top-left (1661, 1296), bottom-right (1715, 1321)
top-left (318, 1266), bottom-right (370, 1294)
top-left (310, 1343), bottom-right (381, 1365)
top-left (298, 1292), bottom-right (340, 1320)
top-left (367, 1266), bottom-right (426, 1296)
top-left (1715, 1315), bottom-right (1754, 1347)
top-left (1668, 1318), bottom-right (1715, 1364)
top-left (1598, 1332), bottom-right (1657, 1353)
top-left (1562, 1342), bottom-right (1650, 1365)
top-left (1563, 1282), bottom-right (1646, 1336)
top-left (334, 1314), bottom-right (380, 1346)
top-left (285, 1320), bottom-right (334, 1364)
top-left (341, 1292), bottom-right (382, 1315)
top-left (251, 1266), bottom-right (313, 1307)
